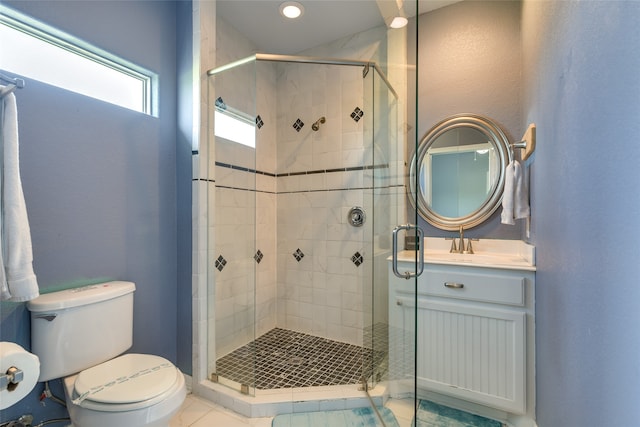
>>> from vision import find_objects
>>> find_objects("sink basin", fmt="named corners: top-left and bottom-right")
top-left (394, 238), bottom-right (536, 271)
top-left (424, 251), bottom-right (534, 269)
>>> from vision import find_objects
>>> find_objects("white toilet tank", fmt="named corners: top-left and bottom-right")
top-left (27, 281), bottom-right (135, 382)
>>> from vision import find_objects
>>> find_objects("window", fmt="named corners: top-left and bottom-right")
top-left (0, 7), bottom-right (154, 115)
top-left (214, 109), bottom-right (256, 148)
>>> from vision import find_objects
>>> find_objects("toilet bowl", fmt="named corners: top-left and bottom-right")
top-left (27, 281), bottom-right (187, 427)
top-left (63, 354), bottom-right (186, 427)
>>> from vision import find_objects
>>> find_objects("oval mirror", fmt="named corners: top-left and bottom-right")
top-left (409, 114), bottom-right (512, 231)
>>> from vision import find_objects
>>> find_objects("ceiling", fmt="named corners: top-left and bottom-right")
top-left (216, 0), bottom-right (460, 55)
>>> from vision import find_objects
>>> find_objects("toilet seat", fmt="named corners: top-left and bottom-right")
top-left (72, 354), bottom-right (182, 412)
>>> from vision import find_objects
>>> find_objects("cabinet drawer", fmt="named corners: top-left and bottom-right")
top-left (422, 269), bottom-right (525, 306)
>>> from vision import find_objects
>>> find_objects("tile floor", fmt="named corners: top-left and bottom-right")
top-left (170, 394), bottom-right (416, 427)
top-left (216, 328), bottom-right (384, 390)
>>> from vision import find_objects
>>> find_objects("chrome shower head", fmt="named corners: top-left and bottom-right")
top-left (312, 116), bottom-right (326, 131)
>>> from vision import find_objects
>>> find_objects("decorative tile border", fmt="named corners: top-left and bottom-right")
top-left (215, 161), bottom-right (387, 178)
top-left (211, 161), bottom-right (399, 195)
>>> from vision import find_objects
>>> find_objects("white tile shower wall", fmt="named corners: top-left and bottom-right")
top-left (255, 61), bottom-right (278, 339)
top-left (206, 179), bottom-right (216, 376)
top-left (211, 17), bottom-right (275, 360)
top-left (192, 0), bottom-right (216, 387)
top-left (275, 62), bottom-right (372, 346)
top-left (212, 24), bottom-right (280, 358)
top-left (205, 12), bottom-right (399, 368)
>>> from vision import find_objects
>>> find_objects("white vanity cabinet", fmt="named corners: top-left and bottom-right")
top-left (389, 255), bottom-right (535, 416)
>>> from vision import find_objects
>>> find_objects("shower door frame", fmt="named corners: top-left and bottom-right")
top-left (205, 53), bottom-right (400, 394)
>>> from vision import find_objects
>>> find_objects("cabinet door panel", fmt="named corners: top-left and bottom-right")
top-left (397, 297), bottom-right (526, 414)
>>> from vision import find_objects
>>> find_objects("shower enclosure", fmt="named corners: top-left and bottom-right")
top-left (205, 52), bottom-right (412, 405)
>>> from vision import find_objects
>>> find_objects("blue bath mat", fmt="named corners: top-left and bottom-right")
top-left (415, 400), bottom-right (503, 427)
top-left (272, 406), bottom-right (400, 427)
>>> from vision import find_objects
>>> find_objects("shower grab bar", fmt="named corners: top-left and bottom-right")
top-left (392, 224), bottom-right (424, 280)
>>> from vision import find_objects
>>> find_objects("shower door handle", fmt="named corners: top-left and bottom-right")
top-left (392, 224), bottom-right (424, 280)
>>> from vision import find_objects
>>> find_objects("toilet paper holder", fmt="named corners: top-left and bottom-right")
top-left (0, 366), bottom-right (24, 391)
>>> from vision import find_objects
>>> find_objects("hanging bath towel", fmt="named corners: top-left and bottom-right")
top-left (514, 161), bottom-right (531, 220)
top-left (0, 88), bottom-right (39, 302)
top-left (501, 160), bottom-right (530, 225)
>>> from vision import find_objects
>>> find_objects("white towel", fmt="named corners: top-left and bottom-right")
top-left (514, 162), bottom-right (530, 219)
top-left (501, 161), bottom-right (516, 225)
top-left (501, 160), bottom-right (530, 225)
top-left (0, 89), bottom-right (39, 302)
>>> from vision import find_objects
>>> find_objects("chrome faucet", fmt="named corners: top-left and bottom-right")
top-left (464, 237), bottom-right (476, 254)
top-left (446, 236), bottom-right (458, 253)
top-left (447, 226), bottom-right (465, 253)
top-left (448, 226), bottom-right (477, 254)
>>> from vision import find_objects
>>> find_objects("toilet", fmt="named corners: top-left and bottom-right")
top-left (27, 281), bottom-right (186, 427)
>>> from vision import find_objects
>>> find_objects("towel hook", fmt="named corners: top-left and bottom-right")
top-left (0, 73), bottom-right (26, 98)
top-left (510, 123), bottom-right (536, 161)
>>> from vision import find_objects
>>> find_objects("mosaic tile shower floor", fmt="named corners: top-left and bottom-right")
top-left (215, 328), bottom-right (386, 389)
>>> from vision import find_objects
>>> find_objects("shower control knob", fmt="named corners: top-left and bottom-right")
top-left (348, 207), bottom-right (366, 227)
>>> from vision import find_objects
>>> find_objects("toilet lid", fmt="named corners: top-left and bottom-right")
top-left (74, 354), bottom-right (178, 404)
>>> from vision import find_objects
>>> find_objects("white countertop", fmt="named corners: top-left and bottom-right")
top-left (392, 238), bottom-right (536, 271)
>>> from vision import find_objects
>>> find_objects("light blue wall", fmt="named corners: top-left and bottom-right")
top-left (5, 1), bottom-right (640, 425)
top-left (176, 0), bottom-right (194, 380)
top-left (523, 1), bottom-right (640, 425)
top-left (416, 1), bottom-right (524, 240)
top-left (0, 1), bottom-right (190, 423)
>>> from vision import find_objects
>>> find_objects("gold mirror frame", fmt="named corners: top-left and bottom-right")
top-left (409, 114), bottom-right (512, 231)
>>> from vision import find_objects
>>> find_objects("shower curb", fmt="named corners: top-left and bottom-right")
top-left (192, 380), bottom-right (388, 418)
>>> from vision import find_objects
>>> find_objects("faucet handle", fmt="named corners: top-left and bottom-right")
top-left (445, 237), bottom-right (457, 253)
top-left (464, 238), bottom-right (479, 254)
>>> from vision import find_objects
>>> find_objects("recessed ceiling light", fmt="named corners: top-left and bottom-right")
top-left (279, 1), bottom-right (304, 19)
top-left (390, 16), bottom-right (408, 29)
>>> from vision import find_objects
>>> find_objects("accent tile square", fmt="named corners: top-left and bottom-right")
top-left (350, 107), bottom-right (364, 122)
top-left (293, 118), bottom-right (305, 132)
top-left (215, 255), bottom-right (227, 271)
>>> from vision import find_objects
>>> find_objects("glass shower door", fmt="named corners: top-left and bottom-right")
top-left (205, 1), bottom-right (421, 424)
top-left (363, 61), bottom-right (398, 394)
top-left (208, 56), bottom-right (259, 396)
top-left (362, 14), bottom-right (421, 425)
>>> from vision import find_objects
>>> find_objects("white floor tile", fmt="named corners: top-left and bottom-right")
top-left (170, 395), bottom-right (218, 427)
top-left (385, 398), bottom-right (416, 420)
top-left (248, 418), bottom-right (274, 427)
top-left (190, 407), bottom-right (256, 427)
top-left (172, 393), bottom-right (418, 427)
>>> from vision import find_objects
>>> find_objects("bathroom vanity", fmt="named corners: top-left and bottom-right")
top-left (388, 238), bottom-right (536, 420)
